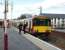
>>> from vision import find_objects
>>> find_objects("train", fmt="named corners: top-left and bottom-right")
top-left (16, 15), bottom-right (52, 37)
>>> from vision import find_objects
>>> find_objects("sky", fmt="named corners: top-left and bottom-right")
top-left (0, 0), bottom-right (65, 19)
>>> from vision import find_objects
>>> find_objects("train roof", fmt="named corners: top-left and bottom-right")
top-left (41, 13), bottom-right (65, 18)
top-left (32, 15), bottom-right (49, 19)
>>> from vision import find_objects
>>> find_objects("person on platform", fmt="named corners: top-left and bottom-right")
top-left (18, 23), bottom-right (23, 34)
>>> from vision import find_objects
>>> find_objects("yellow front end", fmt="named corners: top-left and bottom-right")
top-left (32, 26), bottom-right (52, 33)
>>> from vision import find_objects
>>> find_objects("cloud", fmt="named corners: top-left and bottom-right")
top-left (13, 0), bottom-right (65, 18)
top-left (43, 2), bottom-right (65, 14)
top-left (0, 0), bottom-right (65, 19)
top-left (0, 5), bottom-right (4, 19)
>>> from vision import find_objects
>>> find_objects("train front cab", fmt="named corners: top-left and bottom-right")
top-left (31, 17), bottom-right (52, 37)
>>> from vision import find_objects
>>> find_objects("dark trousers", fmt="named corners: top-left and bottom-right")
top-left (19, 29), bottom-right (21, 34)
top-left (23, 27), bottom-right (25, 34)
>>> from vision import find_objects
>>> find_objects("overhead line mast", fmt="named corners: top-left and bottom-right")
top-left (39, 6), bottom-right (42, 15)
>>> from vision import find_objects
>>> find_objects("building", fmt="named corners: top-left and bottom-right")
top-left (41, 13), bottom-right (65, 29)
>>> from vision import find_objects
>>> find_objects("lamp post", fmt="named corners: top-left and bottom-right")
top-left (4, 0), bottom-right (8, 50)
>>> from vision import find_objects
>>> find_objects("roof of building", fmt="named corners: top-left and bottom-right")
top-left (41, 13), bottom-right (65, 18)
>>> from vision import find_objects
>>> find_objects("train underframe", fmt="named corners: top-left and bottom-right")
top-left (31, 32), bottom-right (50, 41)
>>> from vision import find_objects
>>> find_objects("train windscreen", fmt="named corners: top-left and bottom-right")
top-left (33, 18), bottom-right (51, 26)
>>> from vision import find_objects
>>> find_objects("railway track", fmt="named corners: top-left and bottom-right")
top-left (32, 31), bottom-right (65, 50)
top-left (49, 31), bottom-right (65, 50)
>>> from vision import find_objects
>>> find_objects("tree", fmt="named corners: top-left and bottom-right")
top-left (18, 15), bottom-right (26, 19)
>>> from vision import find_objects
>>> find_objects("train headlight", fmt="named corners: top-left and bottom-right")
top-left (32, 30), bottom-right (35, 33)
top-left (32, 28), bottom-right (35, 33)
top-left (49, 27), bottom-right (52, 32)
top-left (46, 30), bottom-right (49, 32)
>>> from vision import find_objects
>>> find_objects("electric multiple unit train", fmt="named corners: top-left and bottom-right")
top-left (16, 15), bottom-right (52, 36)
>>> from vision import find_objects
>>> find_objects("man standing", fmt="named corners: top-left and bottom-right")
top-left (18, 23), bottom-right (23, 34)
